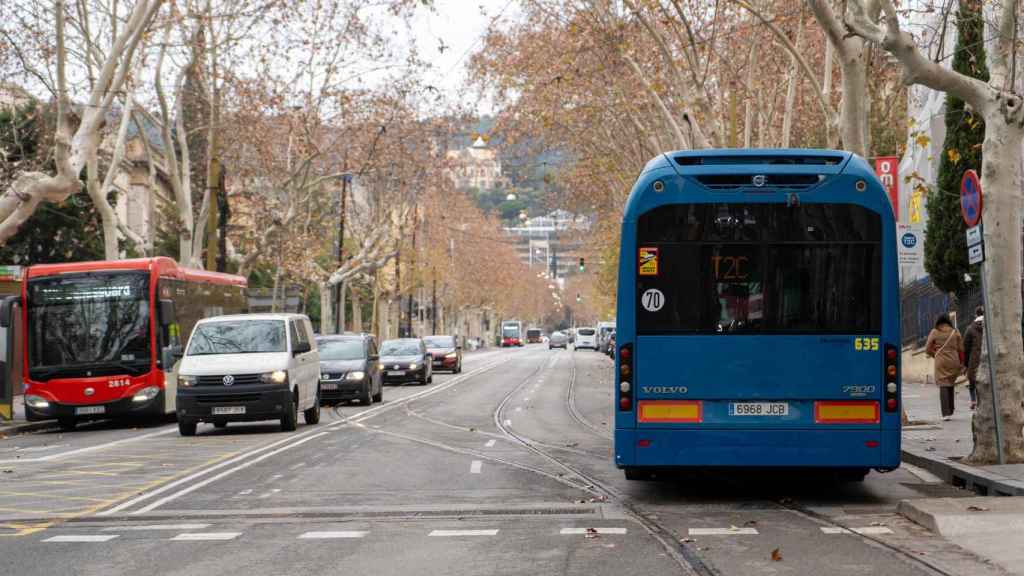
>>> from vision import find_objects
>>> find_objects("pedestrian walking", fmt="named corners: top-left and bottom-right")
top-left (962, 306), bottom-right (984, 411)
top-left (925, 313), bottom-right (964, 420)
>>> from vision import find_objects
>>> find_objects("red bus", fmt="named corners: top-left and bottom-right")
top-left (22, 257), bottom-right (246, 429)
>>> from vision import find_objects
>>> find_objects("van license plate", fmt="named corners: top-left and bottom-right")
top-left (388, 371), bottom-right (404, 376)
top-left (212, 406), bottom-right (245, 415)
top-left (729, 402), bottom-right (789, 416)
top-left (75, 406), bottom-right (105, 416)
top-left (321, 383), bottom-right (338, 390)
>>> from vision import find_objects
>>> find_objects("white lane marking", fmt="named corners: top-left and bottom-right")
top-left (290, 462), bottom-right (306, 470)
top-left (258, 488), bottom-right (281, 499)
top-left (102, 524), bottom-right (210, 532)
top-left (133, 432), bottom-right (328, 514)
top-left (269, 474), bottom-right (284, 481)
top-left (515, 407), bottom-right (522, 412)
top-left (821, 527), bottom-right (894, 535)
top-left (470, 460), bottom-right (482, 474)
top-left (0, 428), bottom-right (176, 465)
top-left (43, 535), bottom-right (119, 543)
top-left (237, 489), bottom-right (253, 496)
top-left (688, 527), bottom-right (759, 536)
top-left (171, 532), bottom-right (242, 541)
top-left (429, 529), bottom-right (499, 537)
top-left (560, 528), bottom-right (627, 535)
top-left (503, 419), bottom-right (511, 426)
top-left (484, 439), bottom-right (496, 448)
top-left (902, 462), bottom-right (943, 484)
top-left (298, 531), bottom-right (367, 539)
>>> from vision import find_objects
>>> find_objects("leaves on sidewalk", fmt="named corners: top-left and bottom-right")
top-left (966, 505), bottom-right (990, 512)
top-left (771, 548), bottom-right (783, 562)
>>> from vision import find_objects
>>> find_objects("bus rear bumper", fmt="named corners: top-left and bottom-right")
top-left (25, 391), bottom-right (166, 422)
top-left (614, 428), bottom-right (901, 469)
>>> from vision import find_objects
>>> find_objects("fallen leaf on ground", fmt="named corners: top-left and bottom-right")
top-left (681, 538), bottom-right (695, 543)
top-left (771, 548), bottom-right (783, 562)
top-left (468, 427), bottom-right (476, 432)
top-left (565, 442), bottom-right (578, 447)
top-left (744, 520), bottom-right (757, 526)
top-left (966, 505), bottom-right (989, 512)
top-left (728, 525), bottom-right (741, 532)
top-left (585, 527), bottom-right (600, 539)
top-left (870, 522), bottom-right (885, 526)
top-left (925, 447), bottom-right (937, 452)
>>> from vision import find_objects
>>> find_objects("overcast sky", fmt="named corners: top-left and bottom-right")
top-left (408, 0), bottom-right (519, 115)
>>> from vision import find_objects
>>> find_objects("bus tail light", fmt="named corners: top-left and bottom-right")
top-left (884, 343), bottom-right (899, 412)
top-left (618, 343), bottom-right (633, 412)
top-left (814, 401), bottom-right (879, 424)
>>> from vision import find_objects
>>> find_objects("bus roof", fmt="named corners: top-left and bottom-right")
top-left (641, 148), bottom-right (852, 176)
top-left (25, 257), bottom-right (247, 287)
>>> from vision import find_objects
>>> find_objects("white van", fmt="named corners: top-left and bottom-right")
top-left (175, 314), bottom-right (321, 436)
top-left (575, 327), bottom-right (599, 351)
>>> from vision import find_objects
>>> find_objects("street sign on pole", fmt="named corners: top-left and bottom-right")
top-left (960, 171), bottom-right (1004, 464)
top-left (960, 169), bottom-right (983, 227)
top-left (897, 224), bottom-right (923, 268)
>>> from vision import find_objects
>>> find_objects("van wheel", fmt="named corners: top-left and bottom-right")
top-left (281, 391), bottom-right (298, 432)
top-left (58, 417), bottom-right (76, 432)
top-left (359, 382), bottom-right (373, 405)
top-left (304, 390), bottom-right (321, 425)
top-left (178, 419), bottom-right (197, 436)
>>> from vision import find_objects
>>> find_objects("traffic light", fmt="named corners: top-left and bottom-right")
top-left (578, 257), bottom-right (585, 273)
top-left (576, 293), bottom-right (581, 303)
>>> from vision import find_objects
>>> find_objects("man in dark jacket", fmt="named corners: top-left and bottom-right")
top-left (962, 306), bottom-right (984, 410)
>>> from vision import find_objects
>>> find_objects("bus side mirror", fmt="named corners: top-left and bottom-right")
top-left (159, 299), bottom-right (176, 326)
top-left (0, 296), bottom-right (17, 328)
top-left (161, 345), bottom-right (183, 369)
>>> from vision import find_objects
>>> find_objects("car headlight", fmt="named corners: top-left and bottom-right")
top-left (260, 370), bottom-right (288, 384)
top-left (178, 374), bottom-right (197, 388)
top-left (379, 363), bottom-right (386, 370)
top-left (408, 363), bottom-right (417, 371)
top-left (445, 353), bottom-right (457, 359)
top-left (345, 371), bottom-right (365, 381)
top-left (132, 386), bottom-right (160, 403)
top-left (25, 395), bottom-right (50, 409)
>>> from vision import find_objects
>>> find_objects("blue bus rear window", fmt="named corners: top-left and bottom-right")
top-left (637, 204), bottom-right (881, 334)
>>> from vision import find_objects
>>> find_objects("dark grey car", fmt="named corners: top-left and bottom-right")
top-left (315, 334), bottom-right (382, 404)
top-left (380, 338), bottom-right (433, 385)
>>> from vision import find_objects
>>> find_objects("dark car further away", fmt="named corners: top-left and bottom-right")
top-left (380, 338), bottom-right (433, 385)
top-left (424, 335), bottom-right (462, 374)
top-left (315, 334), bottom-right (382, 405)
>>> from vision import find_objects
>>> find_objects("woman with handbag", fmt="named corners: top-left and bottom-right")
top-left (925, 314), bottom-right (964, 420)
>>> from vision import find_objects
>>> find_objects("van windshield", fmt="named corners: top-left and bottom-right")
top-left (187, 320), bottom-right (287, 355)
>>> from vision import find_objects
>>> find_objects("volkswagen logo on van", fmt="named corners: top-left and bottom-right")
top-left (752, 174), bottom-right (767, 187)
top-left (222, 375), bottom-right (235, 386)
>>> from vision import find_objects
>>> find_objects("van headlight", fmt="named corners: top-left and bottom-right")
top-left (345, 371), bottom-right (365, 381)
top-left (132, 386), bottom-right (160, 403)
top-left (25, 395), bottom-right (50, 409)
top-left (178, 374), bottom-right (197, 388)
top-left (408, 363), bottom-right (417, 371)
top-left (260, 370), bottom-right (288, 384)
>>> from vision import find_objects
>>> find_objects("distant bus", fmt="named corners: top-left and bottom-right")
top-left (501, 320), bottom-right (524, 347)
top-left (22, 257), bottom-right (247, 429)
top-left (526, 328), bottom-right (543, 344)
top-left (614, 149), bottom-right (900, 481)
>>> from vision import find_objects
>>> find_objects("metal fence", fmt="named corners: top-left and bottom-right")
top-left (900, 278), bottom-right (983, 348)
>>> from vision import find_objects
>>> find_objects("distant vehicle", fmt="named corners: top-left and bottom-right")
top-left (380, 338), bottom-right (433, 385)
top-left (424, 335), bottom-right (462, 373)
top-left (501, 320), bottom-right (524, 347)
top-left (548, 331), bottom-right (569, 349)
top-left (597, 321), bottom-right (617, 351)
top-left (176, 314), bottom-right (321, 436)
top-left (575, 327), bottom-right (598, 350)
top-left (614, 149), bottom-right (900, 482)
top-left (526, 328), bottom-right (543, 344)
top-left (22, 257), bottom-right (247, 431)
top-left (605, 331), bottom-right (616, 358)
top-left (316, 333), bottom-right (382, 405)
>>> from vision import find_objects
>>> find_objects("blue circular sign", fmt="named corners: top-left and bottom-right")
top-left (901, 232), bottom-right (917, 248)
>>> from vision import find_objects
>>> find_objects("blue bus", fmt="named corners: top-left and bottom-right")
top-left (614, 149), bottom-right (900, 481)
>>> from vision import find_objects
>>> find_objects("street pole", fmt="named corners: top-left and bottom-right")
top-left (431, 272), bottom-right (437, 335)
top-left (980, 264), bottom-right (1005, 464)
top-left (336, 173), bottom-right (350, 334)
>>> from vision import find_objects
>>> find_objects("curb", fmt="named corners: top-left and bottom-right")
top-left (901, 446), bottom-right (1024, 496)
top-left (0, 420), bottom-right (57, 437)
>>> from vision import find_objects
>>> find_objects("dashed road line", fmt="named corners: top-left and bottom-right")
top-left (429, 529), bottom-right (499, 537)
top-left (470, 460), bottom-right (482, 474)
top-left (43, 535), bottom-right (118, 543)
top-left (821, 526), bottom-right (894, 535)
top-left (170, 532), bottom-right (241, 541)
top-left (560, 527), bottom-right (627, 535)
top-left (484, 440), bottom-right (496, 448)
top-left (298, 531), bottom-right (367, 539)
top-left (688, 527), bottom-right (759, 536)
top-left (503, 419), bottom-right (511, 426)
top-left (258, 489), bottom-right (281, 499)
top-left (102, 523), bottom-right (210, 532)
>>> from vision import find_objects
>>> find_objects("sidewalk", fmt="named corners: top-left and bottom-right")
top-left (0, 395), bottom-right (55, 436)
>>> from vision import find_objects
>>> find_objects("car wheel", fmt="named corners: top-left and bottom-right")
top-left (213, 421), bottom-right (228, 429)
top-left (178, 419), bottom-right (197, 436)
top-left (372, 381), bottom-right (383, 403)
top-left (360, 382), bottom-right (373, 405)
top-left (281, 390), bottom-right (298, 432)
top-left (427, 370), bottom-right (433, 384)
top-left (58, 417), bottom-right (77, 432)
top-left (455, 361), bottom-right (462, 374)
top-left (304, 389), bottom-right (321, 424)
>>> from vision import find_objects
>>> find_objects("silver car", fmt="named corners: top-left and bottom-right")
top-left (548, 331), bottom-right (569, 349)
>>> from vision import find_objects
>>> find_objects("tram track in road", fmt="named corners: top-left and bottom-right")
top-left (565, 351), bottom-right (613, 441)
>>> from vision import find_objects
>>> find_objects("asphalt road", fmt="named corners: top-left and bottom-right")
top-left (0, 346), bottom-right (1008, 576)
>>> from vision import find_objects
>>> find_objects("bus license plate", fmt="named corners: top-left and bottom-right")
top-left (729, 402), bottom-right (789, 416)
top-left (212, 406), bottom-right (246, 415)
top-left (321, 383), bottom-right (338, 390)
top-left (75, 406), bottom-right (105, 416)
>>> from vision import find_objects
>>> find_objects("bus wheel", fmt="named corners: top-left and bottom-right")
top-left (58, 417), bottom-right (76, 432)
top-left (178, 419), bottom-right (197, 436)
top-left (624, 467), bottom-right (653, 481)
top-left (837, 468), bottom-right (869, 482)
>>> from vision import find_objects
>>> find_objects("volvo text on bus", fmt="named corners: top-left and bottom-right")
top-left (614, 149), bottom-right (900, 481)
top-left (23, 257), bottom-right (247, 429)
